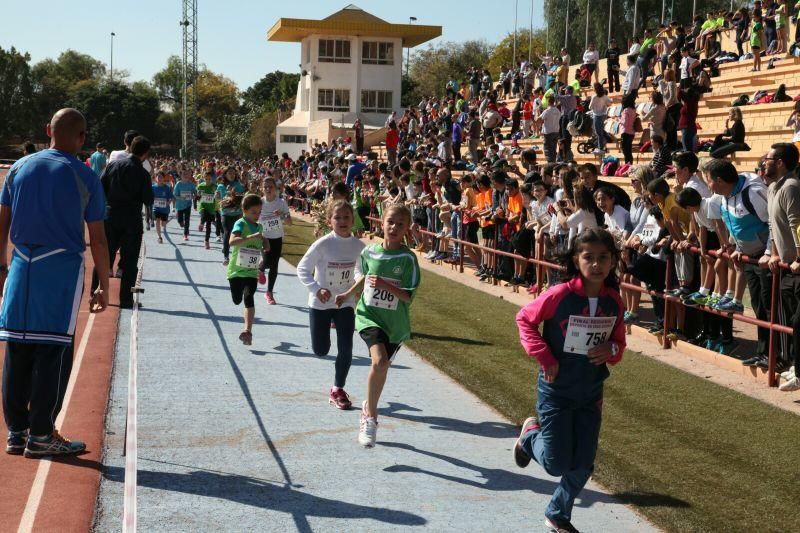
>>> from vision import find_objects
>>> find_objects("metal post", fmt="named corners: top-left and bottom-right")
top-left (767, 268), bottom-right (780, 387)
top-left (633, 0), bottom-right (639, 43)
top-left (662, 256), bottom-right (672, 349)
top-left (514, 0), bottom-right (519, 66)
top-left (671, 0), bottom-right (675, 20)
top-left (110, 32), bottom-right (115, 81)
top-left (459, 218), bottom-right (465, 274)
top-left (585, 0), bottom-right (591, 51)
top-left (529, 0), bottom-right (534, 63)
top-left (406, 17), bottom-right (416, 78)
top-left (607, 0), bottom-right (613, 46)
top-left (565, 0), bottom-right (571, 49)
top-left (692, 0), bottom-right (696, 21)
top-left (661, 0), bottom-right (666, 25)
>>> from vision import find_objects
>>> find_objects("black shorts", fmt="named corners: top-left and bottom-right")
top-left (464, 221), bottom-right (479, 244)
top-left (480, 225), bottom-right (495, 240)
top-left (359, 327), bottom-right (402, 361)
top-left (229, 276), bottom-right (258, 308)
top-left (513, 228), bottom-right (534, 257)
top-left (154, 212), bottom-right (169, 222)
top-left (200, 210), bottom-right (216, 224)
top-left (705, 231), bottom-right (720, 252)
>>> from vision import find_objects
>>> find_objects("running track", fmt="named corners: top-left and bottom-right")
top-left (88, 224), bottom-right (654, 532)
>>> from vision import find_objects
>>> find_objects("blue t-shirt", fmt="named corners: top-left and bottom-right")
top-left (89, 151), bottom-right (106, 176)
top-left (152, 184), bottom-right (174, 214)
top-left (346, 162), bottom-right (367, 187)
top-left (0, 149), bottom-right (106, 253)
top-left (173, 181), bottom-right (197, 211)
top-left (219, 180), bottom-right (246, 216)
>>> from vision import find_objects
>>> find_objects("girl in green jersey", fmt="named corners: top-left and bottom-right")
top-left (336, 204), bottom-right (421, 447)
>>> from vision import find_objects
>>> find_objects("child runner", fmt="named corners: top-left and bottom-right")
top-left (296, 200), bottom-right (365, 410)
top-left (335, 205), bottom-right (421, 447)
top-left (257, 177), bottom-right (292, 304)
top-left (513, 228), bottom-right (626, 533)
top-left (228, 194), bottom-right (267, 346)
top-left (173, 168), bottom-right (197, 242)
top-left (152, 170), bottom-right (174, 244)
top-left (197, 170), bottom-right (219, 249)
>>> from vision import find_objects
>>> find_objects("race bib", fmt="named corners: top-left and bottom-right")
top-left (326, 261), bottom-right (355, 290)
top-left (237, 247), bottom-right (261, 270)
top-left (153, 198), bottom-right (168, 209)
top-left (201, 193), bottom-right (215, 204)
top-left (262, 215), bottom-right (282, 238)
top-left (641, 223), bottom-right (658, 241)
top-left (363, 277), bottom-right (401, 311)
top-left (563, 315), bottom-right (616, 355)
top-left (180, 190), bottom-right (193, 201)
top-left (537, 213), bottom-right (552, 226)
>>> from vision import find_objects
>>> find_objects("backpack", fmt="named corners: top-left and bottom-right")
top-left (633, 115), bottom-right (643, 133)
top-left (614, 163), bottom-right (632, 176)
top-left (602, 160), bottom-right (619, 176)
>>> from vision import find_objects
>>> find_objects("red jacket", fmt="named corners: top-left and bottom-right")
top-left (386, 129), bottom-right (399, 150)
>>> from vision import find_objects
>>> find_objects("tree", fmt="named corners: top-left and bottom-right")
top-left (241, 71), bottom-right (300, 113)
top-left (153, 55), bottom-right (184, 110)
top-left (0, 46), bottom-right (35, 139)
top-left (215, 112), bottom-right (255, 155)
top-left (408, 40), bottom-right (493, 101)
top-left (486, 29), bottom-right (547, 76)
top-left (193, 69), bottom-right (239, 130)
top-left (155, 111), bottom-right (183, 147)
top-left (249, 112), bottom-right (280, 155)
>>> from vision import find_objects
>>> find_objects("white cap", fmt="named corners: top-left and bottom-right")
top-left (346, 154), bottom-right (357, 161)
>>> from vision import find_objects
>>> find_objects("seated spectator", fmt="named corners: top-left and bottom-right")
top-left (583, 42), bottom-right (600, 84)
top-left (579, 163), bottom-right (632, 211)
top-left (710, 107), bottom-right (748, 159)
top-left (787, 100), bottom-right (800, 151)
top-left (649, 135), bottom-right (671, 177)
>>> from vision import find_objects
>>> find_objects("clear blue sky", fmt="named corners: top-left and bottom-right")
top-left (1, 1), bottom-right (544, 91)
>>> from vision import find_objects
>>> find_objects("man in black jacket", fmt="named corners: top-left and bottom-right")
top-left (92, 136), bottom-right (154, 308)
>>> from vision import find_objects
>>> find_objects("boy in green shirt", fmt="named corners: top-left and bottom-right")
top-left (336, 204), bottom-right (421, 448)
top-left (227, 194), bottom-right (267, 345)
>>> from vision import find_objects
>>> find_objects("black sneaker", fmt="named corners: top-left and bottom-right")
top-left (741, 356), bottom-right (762, 367)
top-left (688, 333), bottom-right (708, 346)
top-left (513, 416), bottom-right (539, 468)
top-left (24, 431), bottom-right (86, 458)
top-left (755, 356), bottom-right (769, 370)
top-left (545, 516), bottom-right (580, 533)
top-left (6, 430), bottom-right (28, 455)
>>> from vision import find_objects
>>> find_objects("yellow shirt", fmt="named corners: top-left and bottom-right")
top-left (662, 192), bottom-right (691, 232)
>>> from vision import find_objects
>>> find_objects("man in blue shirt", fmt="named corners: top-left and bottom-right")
top-left (89, 143), bottom-right (107, 176)
top-left (345, 154), bottom-right (366, 188)
top-left (0, 108), bottom-right (110, 458)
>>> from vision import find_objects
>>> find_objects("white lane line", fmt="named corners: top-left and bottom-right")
top-left (16, 312), bottom-right (96, 533)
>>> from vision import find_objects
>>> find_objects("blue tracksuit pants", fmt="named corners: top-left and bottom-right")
top-left (520, 387), bottom-right (603, 522)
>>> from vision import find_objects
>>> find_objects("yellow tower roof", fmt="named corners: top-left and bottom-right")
top-left (267, 4), bottom-right (441, 48)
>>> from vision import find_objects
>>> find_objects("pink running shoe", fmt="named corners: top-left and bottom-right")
top-left (183, 236), bottom-right (188, 242)
top-left (258, 271), bottom-right (266, 285)
top-left (265, 291), bottom-right (276, 305)
top-left (513, 416), bottom-right (540, 468)
top-left (329, 388), bottom-right (353, 410)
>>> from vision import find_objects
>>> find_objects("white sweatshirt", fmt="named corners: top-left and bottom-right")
top-left (296, 231), bottom-right (365, 310)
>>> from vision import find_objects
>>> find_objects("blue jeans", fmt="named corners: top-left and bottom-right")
top-left (681, 127), bottom-right (697, 152)
top-left (450, 211), bottom-right (461, 257)
top-left (309, 307), bottom-right (355, 388)
top-left (593, 114), bottom-right (606, 150)
top-left (520, 384), bottom-right (603, 522)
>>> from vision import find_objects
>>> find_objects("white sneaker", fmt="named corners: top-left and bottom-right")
top-left (358, 401), bottom-right (378, 447)
top-left (216, 236), bottom-right (222, 243)
top-left (779, 375), bottom-right (800, 392)
top-left (592, 148), bottom-right (603, 155)
top-left (780, 366), bottom-right (795, 381)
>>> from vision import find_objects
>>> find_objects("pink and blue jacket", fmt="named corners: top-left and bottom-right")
top-left (516, 277), bottom-right (626, 395)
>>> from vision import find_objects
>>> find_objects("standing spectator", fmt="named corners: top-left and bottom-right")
top-left (762, 143), bottom-right (800, 390)
top-left (468, 110), bottom-right (482, 162)
top-left (554, 86), bottom-right (577, 161)
top-left (644, 90), bottom-right (667, 141)
top-left (540, 97), bottom-right (562, 163)
top-left (588, 83), bottom-right (612, 155)
top-left (678, 87), bottom-right (700, 152)
top-left (659, 69), bottom-right (680, 151)
top-left (354, 119), bottom-right (364, 154)
top-left (93, 135), bottom-right (154, 308)
top-left (605, 39), bottom-right (622, 93)
top-left (679, 45), bottom-right (699, 88)
top-left (622, 54), bottom-right (641, 99)
top-left (734, 8), bottom-right (751, 57)
top-left (1, 108), bottom-right (109, 457)
top-left (89, 142), bottom-right (107, 176)
top-left (385, 121), bottom-right (399, 167)
top-left (582, 42), bottom-right (600, 84)
top-left (751, 12), bottom-right (765, 72)
top-left (619, 94), bottom-right (638, 165)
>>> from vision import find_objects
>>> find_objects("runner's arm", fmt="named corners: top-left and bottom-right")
top-left (87, 220), bottom-right (110, 312)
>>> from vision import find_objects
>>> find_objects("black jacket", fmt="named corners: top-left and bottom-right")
top-left (101, 155), bottom-right (154, 222)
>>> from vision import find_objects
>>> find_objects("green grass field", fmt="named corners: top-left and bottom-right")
top-left (284, 219), bottom-right (800, 532)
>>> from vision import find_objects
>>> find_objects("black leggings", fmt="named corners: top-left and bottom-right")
top-left (259, 237), bottom-right (283, 291)
top-left (229, 277), bottom-right (257, 308)
top-left (309, 307), bottom-right (355, 388)
top-left (201, 211), bottom-right (220, 241)
top-left (222, 214), bottom-right (239, 259)
top-left (621, 133), bottom-right (635, 165)
top-left (177, 207), bottom-right (191, 237)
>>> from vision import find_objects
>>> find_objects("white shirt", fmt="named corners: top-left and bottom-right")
top-left (680, 56), bottom-right (698, 80)
top-left (589, 95), bottom-right (612, 116)
top-left (604, 204), bottom-right (633, 236)
top-left (694, 195), bottom-right (723, 232)
top-left (108, 149), bottom-right (127, 162)
top-left (583, 50), bottom-right (600, 64)
top-left (296, 231), bottom-right (365, 310)
top-left (258, 197), bottom-right (290, 239)
top-left (684, 173), bottom-right (712, 198)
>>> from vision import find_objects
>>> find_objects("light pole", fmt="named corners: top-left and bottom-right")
top-left (110, 32), bottom-right (115, 81)
top-left (513, 0), bottom-right (519, 66)
top-left (529, 0), bottom-right (534, 63)
top-left (406, 16), bottom-right (416, 78)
